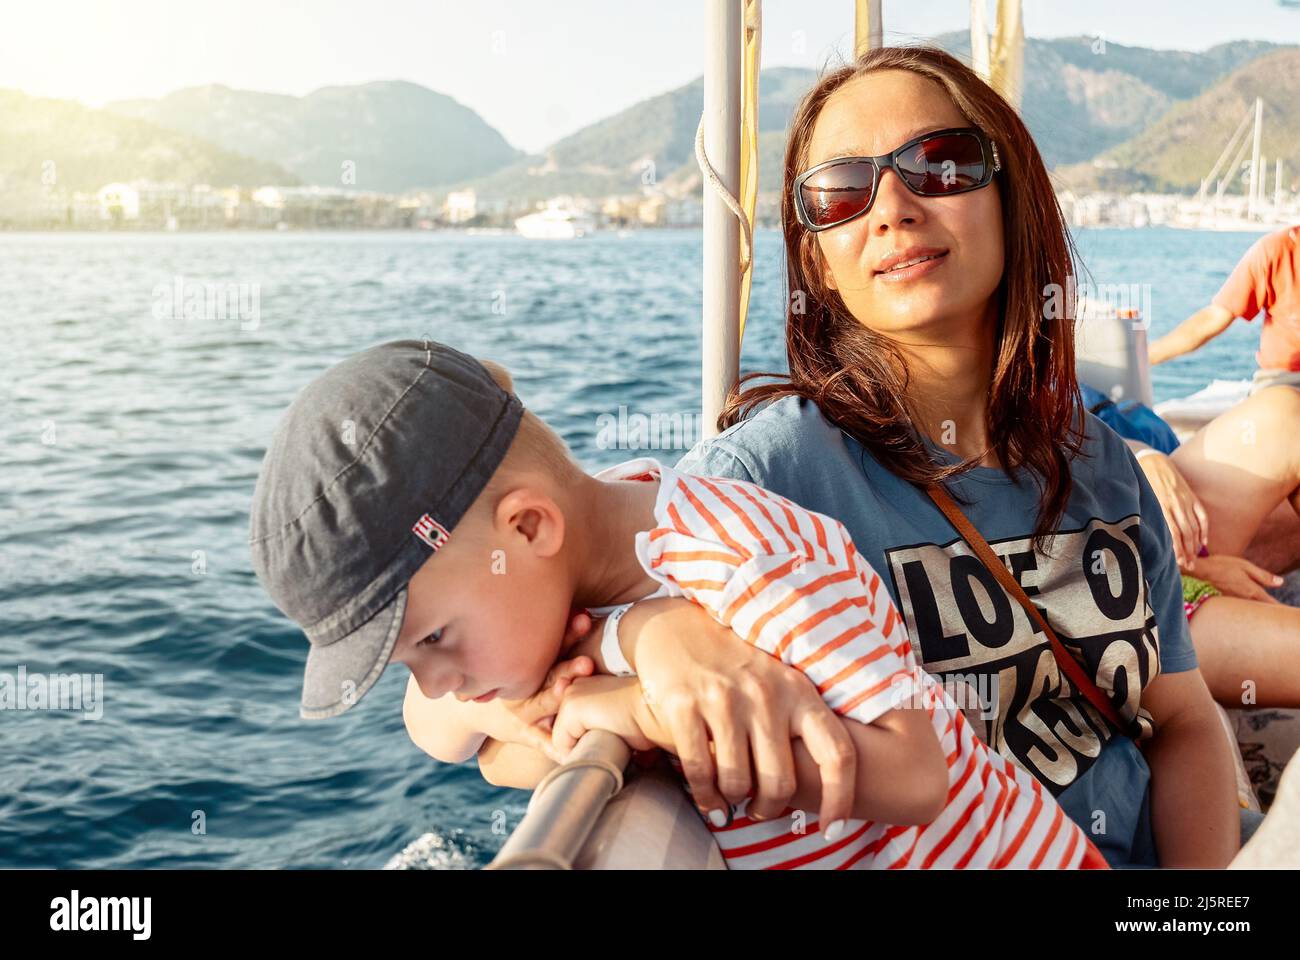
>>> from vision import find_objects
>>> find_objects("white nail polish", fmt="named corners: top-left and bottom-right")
top-left (823, 819), bottom-right (846, 842)
top-left (708, 808), bottom-right (728, 827)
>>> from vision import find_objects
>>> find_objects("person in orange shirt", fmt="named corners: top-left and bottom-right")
top-left (1150, 225), bottom-right (1300, 394)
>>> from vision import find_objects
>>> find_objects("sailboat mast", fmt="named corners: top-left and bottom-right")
top-left (701, 0), bottom-right (742, 441)
top-left (855, 0), bottom-right (883, 57)
top-left (1248, 96), bottom-right (1263, 220)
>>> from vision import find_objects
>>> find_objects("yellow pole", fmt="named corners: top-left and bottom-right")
top-left (854, 0), bottom-right (882, 59)
top-left (989, 0), bottom-right (1024, 110)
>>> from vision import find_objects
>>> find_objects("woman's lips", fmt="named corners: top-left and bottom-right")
top-left (874, 250), bottom-right (948, 282)
top-left (473, 689), bottom-right (499, 703)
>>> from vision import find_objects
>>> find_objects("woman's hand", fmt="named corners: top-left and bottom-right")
top-left (616, 597), bottom-right (857, 833)
top-left (1191, 554), bottom-right (1284, 603)
top-left (1133, 447), bottom-right (1208, 570)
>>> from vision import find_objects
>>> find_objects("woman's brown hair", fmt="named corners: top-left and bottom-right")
top-left (720, 45), bottom-right (1086, 551)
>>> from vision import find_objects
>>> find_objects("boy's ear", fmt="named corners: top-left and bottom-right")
top-left (478, 358), bottom-right (514, 393)
top-left (493, 486), bottom-right (561, 554)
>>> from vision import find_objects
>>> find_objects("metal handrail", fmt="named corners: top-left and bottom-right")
top-left (486, 730), bottom-right (631, 870)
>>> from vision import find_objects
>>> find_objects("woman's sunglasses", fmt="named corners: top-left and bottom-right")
top-left (793, 127), bottom-right (1002, 232)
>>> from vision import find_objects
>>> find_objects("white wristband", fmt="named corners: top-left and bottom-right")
top-left (600, 604), bottom-right (637, 678)
top-left (1134, 447), bottom-right (1164, 463)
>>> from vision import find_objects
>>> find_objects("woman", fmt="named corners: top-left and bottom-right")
top-left (462, 46), bottom-right (1243, 867)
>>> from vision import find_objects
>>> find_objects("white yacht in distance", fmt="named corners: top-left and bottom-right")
top-left (514, 202), bottom-right (595, 239)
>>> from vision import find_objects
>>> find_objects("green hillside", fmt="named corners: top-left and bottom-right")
top-left (1056, 48), bottom-right (1300, 193)
top-left (108, 81), bottom-right (523, 193)
top-left (445, 36), bottom-right (1296, 205)
top-left (0, 88), bottom-right (297, 217)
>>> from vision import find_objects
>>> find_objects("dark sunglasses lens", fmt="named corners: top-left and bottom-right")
top-left (799, 161), bottom-right (876, 227)
top-left (896, 134), bottom-right (987, 194)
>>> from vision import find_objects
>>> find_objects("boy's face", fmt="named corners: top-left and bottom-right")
top-left (386, 484), bottom-right (574, 704)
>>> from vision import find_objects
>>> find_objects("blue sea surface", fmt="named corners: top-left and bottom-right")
top-left (0, 225), bottom-right (1272, 868)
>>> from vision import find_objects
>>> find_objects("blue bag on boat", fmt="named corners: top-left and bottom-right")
top-left (1080, 383), bottom-right (1180, 455)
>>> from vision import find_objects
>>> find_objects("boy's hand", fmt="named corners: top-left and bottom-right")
top-left (505, 656), bottom-right (596, 729)
top-left (475, 656), bottom-right (595, 762)
top-left (551, 675), bottom-right (658, 757)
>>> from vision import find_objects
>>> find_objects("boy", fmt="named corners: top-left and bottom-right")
top-left (250, 339), bottom-right (1106, 868)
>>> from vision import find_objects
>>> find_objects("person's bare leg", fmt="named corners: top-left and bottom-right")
top-left (1243, 500), bottom-right (1300, 575)
top-left (1190, 595), bottom-right (1300, 707)
top-left (1171, 386), bottom-right (1300, 560)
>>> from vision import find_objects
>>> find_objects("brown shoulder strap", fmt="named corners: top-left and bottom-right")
top-left (925, 484), bottom-right (1128, 733)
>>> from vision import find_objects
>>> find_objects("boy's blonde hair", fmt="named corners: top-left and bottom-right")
top-left (476, 358), bottom-right (584, 502)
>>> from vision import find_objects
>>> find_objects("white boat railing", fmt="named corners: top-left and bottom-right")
top-left (486, 731), bottom-right (631, 870)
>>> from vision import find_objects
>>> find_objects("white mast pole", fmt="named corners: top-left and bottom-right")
top-left (970, 0), bottom-right (990, 81)
top-left (1248, 96), bottom-right (1263, 220)
top-left (1259, 155), bottom-right (1268, 218)
top-left (701, 0), bottom-right (742, 441)
top-left (855, 0), bottom-right (883, 58)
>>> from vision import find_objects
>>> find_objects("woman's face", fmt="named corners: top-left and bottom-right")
top-left (805, 69), bottom-right (1004, 343)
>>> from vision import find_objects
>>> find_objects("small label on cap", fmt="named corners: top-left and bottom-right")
top-left (412, 514), bottom-right (451, 551)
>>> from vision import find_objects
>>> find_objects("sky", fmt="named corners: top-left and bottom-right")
top-left (3, 0), bottom-right (1299, 154)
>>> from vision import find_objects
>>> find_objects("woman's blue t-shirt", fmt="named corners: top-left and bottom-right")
top-left (673, 395), bottom-right (1197, 867)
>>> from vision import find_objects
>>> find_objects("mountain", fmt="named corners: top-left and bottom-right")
top-left (1054, 48), bottom-right (1300, 193)
top-left (107, 81), bottom-right (523, 193)
top-left (0, 88), bottom-right (297, 217)
top-left (441, 67), bottom-right (816, 204)
top-left (6, 35), bottom-right (1295, 214)
top-left (901, 33), bottom-right (1292, 168)
top-left (1022, 38), bottom-right (1292, 169)
top-left (444, 36), bottom-right (1295, 205)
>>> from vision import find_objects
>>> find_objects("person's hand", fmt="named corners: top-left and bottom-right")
top-left (474, 656), bottom-right (595, 760)
top-left (1190, 554), bottom-right (1284, 603)
top-left (474, 608), bottom-right (599, 760)
top-left (1135, 449), bottom-right (1208, 570)
top-left (617, 598), bottom-right (856, 834)
top-left (550, 674), bottom-right (658, 757)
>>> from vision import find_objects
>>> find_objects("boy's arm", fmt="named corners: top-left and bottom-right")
top-left (476, 737), bottom-right (558, 789)
top-left (403, 640), bottom-right (602, 772)
top-left (402, 674), bottom-right (487, 763)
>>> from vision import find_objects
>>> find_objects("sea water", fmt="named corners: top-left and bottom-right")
top-left (0, 225), bottom-right (1273, 868)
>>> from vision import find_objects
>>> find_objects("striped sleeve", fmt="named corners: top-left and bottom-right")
top-left (646, 529), bottom-right (918, 727)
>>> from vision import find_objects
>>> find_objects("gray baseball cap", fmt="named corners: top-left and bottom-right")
top-left (248, 339), bottom-right (524, 719)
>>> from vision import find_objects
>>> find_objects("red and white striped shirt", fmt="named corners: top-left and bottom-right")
top-left (589, 457), bottom-right (1108, 870)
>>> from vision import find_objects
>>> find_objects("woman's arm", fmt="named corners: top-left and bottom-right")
top-left (1140, 668), bottom-right (1239, 866)
top-left (479, 684), bottom-right (946, 827)
top-left (546, 673), bottom-right (947, 827)
top-left (785, 708), bottom-right (945, 826)
top-left (1125, 436), bottom-right (1239, 865)
top-left (611, 596), bottom-right (860, 829)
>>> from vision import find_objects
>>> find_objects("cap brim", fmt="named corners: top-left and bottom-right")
top-left (299, 587), bottom-right (408, 720)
